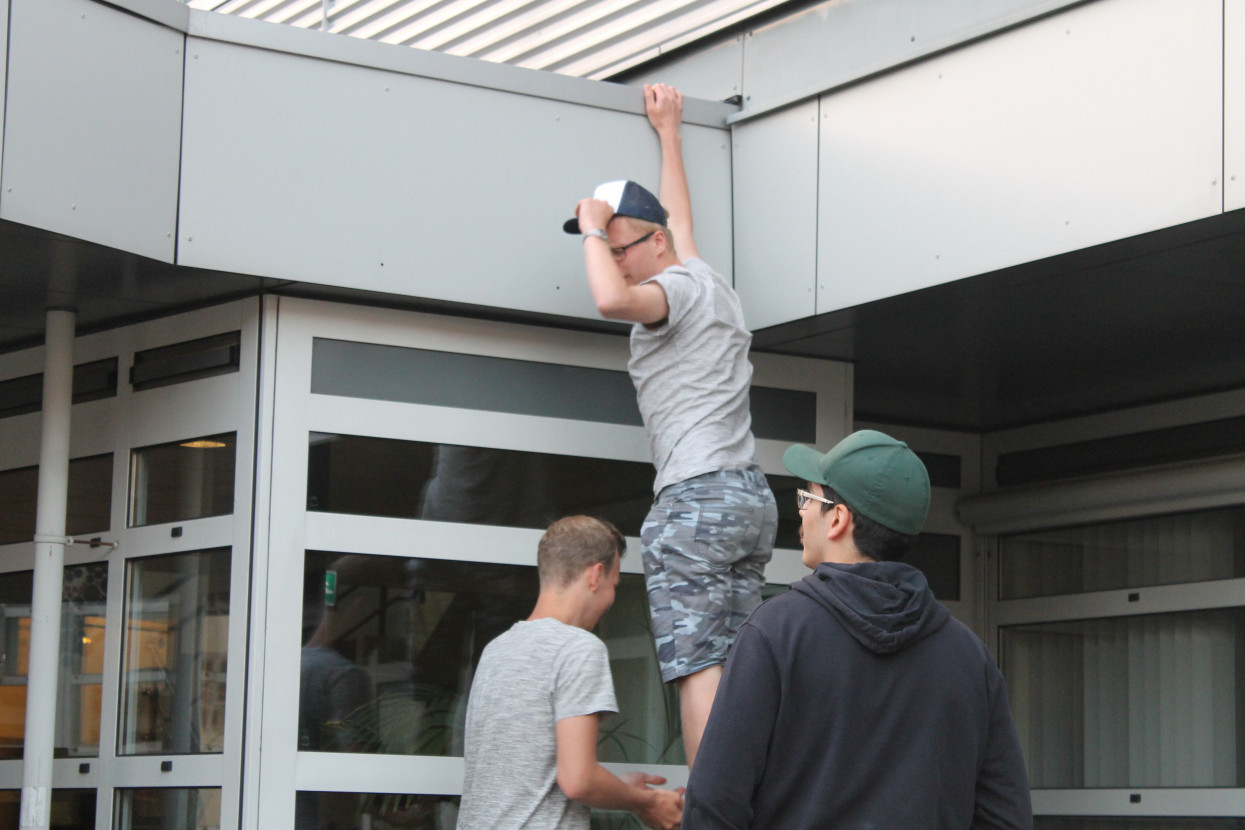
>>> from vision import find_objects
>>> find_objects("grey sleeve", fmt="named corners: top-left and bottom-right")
top-left (552, 635), bottom-right (618, 722)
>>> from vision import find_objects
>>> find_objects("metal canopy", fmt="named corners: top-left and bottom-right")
top-left (5, 207), bottom-right (1245, 434)
top-left (187, 0), bottom-right (790, 80)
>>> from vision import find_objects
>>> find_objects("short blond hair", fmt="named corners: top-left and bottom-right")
top-left (537, 516), bottom-right (624, 588)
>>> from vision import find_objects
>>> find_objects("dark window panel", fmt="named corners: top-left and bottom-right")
top-left (0, 454), bottom-right (113, 546)
top-left (128, 434), bottom-right (235, 527)
top-left (129, 332), bottom-right (240, 391)
top-left (0, 358), bottom-right (119, 419)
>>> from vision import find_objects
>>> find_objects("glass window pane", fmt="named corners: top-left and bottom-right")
top-left (300, 552), bottom-right (683, 763)
top-left (0, 788), bottom-right (96, 830)
top-left (0, 563), bottom-right (108, 759)
top-left (129, 434), bottom-right (235, 527)
top-left (1002, 608), bottom-right (1245, 788)
top-left (119, 549), bottom-right (230, 755)
top-left (999, 506), bottom-right (1245, 599)
top-left (296, 792), bottom-right (459, 829)
top-left (114, 788), bottom-right (220, 830)
top-left (307, 435), bottom-right (654, 535)
top-left (906, 533), bottom-right (961, 602)
top-left (0, 454), bottom-right (113, 546)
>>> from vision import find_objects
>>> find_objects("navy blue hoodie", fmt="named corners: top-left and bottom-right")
top-left (684, 561), bottom-right (1032, 830)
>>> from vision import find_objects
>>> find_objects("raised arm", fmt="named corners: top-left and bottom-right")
top-left (556, 713), bottom-right (684, 829)
top-left (645, 83), bottom-right (699, 262)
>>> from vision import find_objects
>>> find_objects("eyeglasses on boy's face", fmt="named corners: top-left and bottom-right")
top-left (610, 231), bottom-right (655, 260)
top-left (796, 488), bottom-right (836, 510)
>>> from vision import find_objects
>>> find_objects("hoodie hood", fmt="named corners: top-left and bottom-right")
top-left (792, 561), bottom-right (949, 654)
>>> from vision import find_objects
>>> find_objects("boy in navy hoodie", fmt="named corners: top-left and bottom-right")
top-left (683, 430), bottom-right (1032, 829)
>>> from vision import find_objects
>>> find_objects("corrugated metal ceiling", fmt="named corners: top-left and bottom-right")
top-left (187, 0), bottom-right (791, 80)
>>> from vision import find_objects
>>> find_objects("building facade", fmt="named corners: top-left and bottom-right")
top-left (1, 0), bottom-right (1244, 827)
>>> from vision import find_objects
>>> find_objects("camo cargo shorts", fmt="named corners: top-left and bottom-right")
top-left (641, 466), bottom-right (778, 683)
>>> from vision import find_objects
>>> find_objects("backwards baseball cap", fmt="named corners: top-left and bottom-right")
top-left (563, 180), bottom-right (667, 234)
top-left (783, 430), bottom-right (930, 536)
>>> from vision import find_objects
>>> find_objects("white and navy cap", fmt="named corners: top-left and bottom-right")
top-left (563, 180), bottom-right (667, 234)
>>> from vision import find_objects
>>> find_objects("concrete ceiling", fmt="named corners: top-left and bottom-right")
top-left (4, 208), bottom-right (1245, 433)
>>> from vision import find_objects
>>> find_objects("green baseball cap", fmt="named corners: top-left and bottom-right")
top-left (783, 430), bottom-right (930, 536)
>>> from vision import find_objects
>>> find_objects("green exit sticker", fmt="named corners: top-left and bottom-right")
top-left (325, 570), bottom-right (337, 607)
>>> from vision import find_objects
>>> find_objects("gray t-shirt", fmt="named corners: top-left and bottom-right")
top-left (630, 258), bottom-right (757, 494)
top-left (458, 618), bottom-right (618, 830)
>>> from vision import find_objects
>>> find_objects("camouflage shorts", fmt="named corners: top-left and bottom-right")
top-left (641, 466), bottom-right (778, 683)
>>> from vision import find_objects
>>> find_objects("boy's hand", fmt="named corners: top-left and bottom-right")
top-left (575, 198), bottom-right (615, 233)
top-left (645, 83), bottom-right (683, 136)
top-left (621, 772), bottom-right (683, 829)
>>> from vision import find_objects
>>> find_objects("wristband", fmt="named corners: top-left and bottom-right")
top-left (583, 229), bottom-right (609, 244)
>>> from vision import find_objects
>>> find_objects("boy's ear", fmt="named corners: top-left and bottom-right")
top-left (826, 504), bottom-right (854, 542)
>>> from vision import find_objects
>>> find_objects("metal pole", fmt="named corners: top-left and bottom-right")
top-left (20, 309), bottom-right (76, 830)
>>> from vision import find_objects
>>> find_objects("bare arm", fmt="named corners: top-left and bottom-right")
top-left (575, 198), bottom-right (671, 325)
top-left (556, 713), bottom-right (684, 829)
top-left (645, 84), bottom-right (699, 262)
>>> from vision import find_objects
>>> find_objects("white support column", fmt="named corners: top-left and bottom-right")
top-left (20, 309), bottom-right (76, 830)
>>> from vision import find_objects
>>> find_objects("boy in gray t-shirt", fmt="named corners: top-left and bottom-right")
top-left (458, 517), bottom-right (682, 830)
top-left (566, 85), bottom-right (778, 765)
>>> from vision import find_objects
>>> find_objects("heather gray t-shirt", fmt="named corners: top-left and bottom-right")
top-left (458, 618), bottom-right (618, 830)
top-left (630, 258), bottom-right (757, 494)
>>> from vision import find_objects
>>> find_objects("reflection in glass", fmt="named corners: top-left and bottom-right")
top-left (307, 434), bottom-right (653, 534)
top-left (114, 788), bottom-right (220, 830)
top-left (296, 792), bottom-right (459, 830)
top-left (0, 454), bottom-right (114, 545)
top-left (999, 506), bottom-right (1245, 599)
top-left (1002, 608), bottom-right (1245, 788)
top-left (119, 550), bottom-right (230, 755)
top-left (300, 553), bottom-right (683, 764)
top-left (0, 788), bottom-right (96, 829)
top-left (300, 552), bottom-right (536, 757)
top-left (0, 563), bottom-right (107, 759)
top-left (129, 434), bottom-right (236, 527)
top-left (596, 574), bottom-right (683, 765)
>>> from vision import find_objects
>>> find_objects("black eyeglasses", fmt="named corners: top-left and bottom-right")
top-left (610, 231), bottom-right (655, 260)
top-left (796, 489), bottom-right (835, 510)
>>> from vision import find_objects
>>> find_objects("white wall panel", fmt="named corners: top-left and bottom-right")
top-left (0, 0), bottom-right (9, 184)
top-left (623, 35), bottom-right (745, 105)
top-left (732, 99), bottom-right (819, 329)
top-left (0, 0), bottom-right (183, 262)
top-left (816, 0), bottom-right (1224, 312)
top-left (740, 0), bottom-right (1084, 120)
top-left (178, 38), bottom-right (733, 319)
top-left (1227, 0), bottom-right (1245, 212)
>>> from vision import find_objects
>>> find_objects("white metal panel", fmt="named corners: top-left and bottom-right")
top-left (732, 99), bottom-right (819, 330)
top-left (0, 0), bottom-right (183, 262)
top-left (622, 34), bottom-right (745, 104)
top-left (739, 0), bottom-right (1085, 121)
top-left (816, 0), bottom-right (1225, 314)
top-left (1227, 0), bottom-right (1245, 211)
top-left (1030, 788), bottom-right (1245, 816)
top-left (0, 0), bottom-right (8, 186)
top-left (817, 0), bottom-right (1224, 313)
top-left (178, 38), bottom-right (733, 319)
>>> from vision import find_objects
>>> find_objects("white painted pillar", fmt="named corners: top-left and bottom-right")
top-left (20, 309), bottom-right (76, 830)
